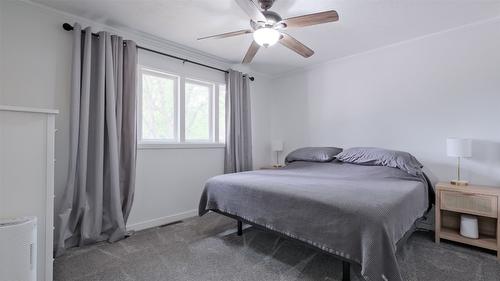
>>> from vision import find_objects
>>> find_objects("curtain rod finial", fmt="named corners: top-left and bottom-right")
top-left (63, 23), bottom-right (74, 31)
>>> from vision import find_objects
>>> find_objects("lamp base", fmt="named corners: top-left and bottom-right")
top-left (451, 180), bottom-right (469, 186)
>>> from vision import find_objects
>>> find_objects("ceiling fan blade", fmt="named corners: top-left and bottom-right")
top-left (279, 33), bottom-right (314, 58)
top-left (242, 41), bottom-right (260, 64)
top-left (283, 10), bottom-right (339, 28)
top-left (235, 0), bottom-right (267, 22)
top-left (198, 29), bottom-right (252, 40)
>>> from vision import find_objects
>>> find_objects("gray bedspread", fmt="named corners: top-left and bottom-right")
top-left (199, 161), bottom-right (433, 281)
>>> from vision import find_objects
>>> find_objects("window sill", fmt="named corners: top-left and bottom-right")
top-left (138, 143), bottom-right (225, 150)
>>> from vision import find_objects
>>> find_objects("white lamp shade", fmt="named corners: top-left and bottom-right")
top-left (271, 141), bottom-right (284, 152)
top-left (447, 138), bottom-right (472, 157)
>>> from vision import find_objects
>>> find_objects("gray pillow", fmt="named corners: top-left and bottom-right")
top-left (336, 147), bottom-right (423, 176)
top-left (285, 147), bottom-right (343, 164)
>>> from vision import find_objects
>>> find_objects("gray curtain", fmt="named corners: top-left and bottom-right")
top-left (224, 69), bottom-right (253, 173)
top-left (54, 23), bottom-right (137, 256)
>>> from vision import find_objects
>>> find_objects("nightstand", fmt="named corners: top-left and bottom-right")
top-left (435, 182), bottom-right (500, 260)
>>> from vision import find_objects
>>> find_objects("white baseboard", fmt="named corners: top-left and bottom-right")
top-left (126, 209), bottom-right (198, 232)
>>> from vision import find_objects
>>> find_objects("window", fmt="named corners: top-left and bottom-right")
top-left (185, 80), bottom-right (212, 142)
top-left (138, 66), bottom-right (226, 147)
top-left (140, 69), bottom-right (178, 142)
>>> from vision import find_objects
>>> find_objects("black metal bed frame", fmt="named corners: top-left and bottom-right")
top-left (213, 210), bottom-right (351, 281)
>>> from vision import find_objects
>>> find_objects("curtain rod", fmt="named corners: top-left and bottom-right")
top-left (62, 23), bottom-right (255, 81)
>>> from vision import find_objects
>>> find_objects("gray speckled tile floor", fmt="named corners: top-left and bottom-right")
top-left (54, 213), bottom-right (500, 281)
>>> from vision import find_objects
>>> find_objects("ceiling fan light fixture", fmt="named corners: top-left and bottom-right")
top-left (253, 27), bottom-right (280, 47)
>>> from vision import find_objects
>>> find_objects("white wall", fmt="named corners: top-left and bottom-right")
top-left (249, 74), bottom-right (273, 168)
top-left (270, 18), bottom-right (500, 186)
top-left (0, 1), bottom-right (272, 233)
top-left (0, 1), bottom-right (73, 229)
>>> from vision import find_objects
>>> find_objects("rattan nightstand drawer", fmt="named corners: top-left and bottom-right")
top-left (440, 190), bottom-right (497, 218)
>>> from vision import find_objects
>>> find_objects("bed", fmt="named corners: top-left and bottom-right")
top-left (199, 151), bottom-right (434, 281)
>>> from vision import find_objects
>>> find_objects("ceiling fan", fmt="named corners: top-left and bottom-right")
top-left (197, 0), bottom-right (339, 64)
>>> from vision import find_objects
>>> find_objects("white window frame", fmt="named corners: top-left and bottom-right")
top-left (137, 66), bottom-right (226, 149)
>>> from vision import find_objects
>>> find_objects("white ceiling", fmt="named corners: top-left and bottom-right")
top-left (33, 0), bottom-right (500, 75)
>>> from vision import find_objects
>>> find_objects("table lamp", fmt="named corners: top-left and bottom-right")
top-left (447, 138), bottom-right (472, 186)
top-left (271, 141), bottom-right (284, 167)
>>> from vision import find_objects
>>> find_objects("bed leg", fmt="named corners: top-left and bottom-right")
top-left (237, 220), bottom-right (243, 236)
top-left (342, 261), bottom-right (350, 281)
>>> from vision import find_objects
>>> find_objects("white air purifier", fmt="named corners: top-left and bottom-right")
top-left (460, 214), bottom-right (479, 239)
top-left (0, 217), bottom-right (37, 281)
